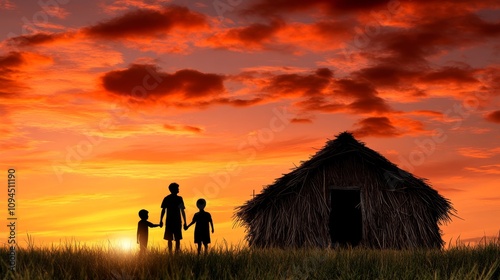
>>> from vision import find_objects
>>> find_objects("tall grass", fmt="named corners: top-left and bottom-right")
top-left (1, 239), bottom-right (499, 279)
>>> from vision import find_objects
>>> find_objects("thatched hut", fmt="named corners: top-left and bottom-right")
top-left (235, 132), bottom-right (454, 249)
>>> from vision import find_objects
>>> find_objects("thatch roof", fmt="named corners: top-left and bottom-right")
top-left (234, 132), bottom-right (454, 249)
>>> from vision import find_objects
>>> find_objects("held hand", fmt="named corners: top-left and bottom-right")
top-left (159, 221), bottom-right (163, 228)
top-left (212, 229), bottom-right (214, 233)
top-left (183, 224), bottom-right (188, 231)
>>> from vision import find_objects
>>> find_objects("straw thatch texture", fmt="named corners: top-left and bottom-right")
top-left (234, 132), bottom-right (454, 249)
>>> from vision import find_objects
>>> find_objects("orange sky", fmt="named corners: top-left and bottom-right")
top-left (1, 0), bottom-right (499, 250)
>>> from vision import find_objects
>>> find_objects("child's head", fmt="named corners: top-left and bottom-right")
top-left (196, 198), bottom-right (206, 210)
top-left (138, 209), bottom-right (149, 220)
top-left (168, 182), bottom-right (179, 194)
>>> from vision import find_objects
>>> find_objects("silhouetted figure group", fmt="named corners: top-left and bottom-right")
top-left (136, 182), bottom-right (214, 255)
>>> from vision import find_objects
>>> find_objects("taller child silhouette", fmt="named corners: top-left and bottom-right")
top-left (159, 182), bottom-right (187, 253)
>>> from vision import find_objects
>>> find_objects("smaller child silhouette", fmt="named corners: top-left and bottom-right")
top-left (185, 198), bottom-right (214, 255)
top-left (137, 209), bottom-right (160, 254)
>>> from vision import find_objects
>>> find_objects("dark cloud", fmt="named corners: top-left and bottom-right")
top-left (334, 79), bottom-right (376, 99)
top-left (480, 67), bottom-right (500, 95)
top-left (0, 52), bottom-right (24, 68)
top-left (101, 64), bottom-right (225, 100)
top-left (0, 52), bottom-right (27, 98)
top-left (264, 68), bottom-right (333, 96)
top-left (259, 68), bottom-right (392, 114)
top-left (85, 6), bottom-right (208, 39)
top-left (246, 0), bottom-right (391, 16)
top-left (373, 13), bottom-right (500, 65)
top-left (334, 79), bottom-right (391, 113)
top-left (5, 6), bottom-right (208, 47)
top-left (214, 97), bottom-right (263, 107)
top-left (294, 97), bottom-right (343, 112)
top-left (312, 20), bottom-right (355, 38)
top-left (353, 65), bottom-right (420, 87)
top-left (420, 66), bottom-right (479, 84)
top-left (352, 117), bottom-right (400, 138)
top-left (7, 32), bottom-right (69, 47)
top-left (163, 124), bottom-right (203, 134)
top-left (261, 68), bottom-right (345, 112)
top-left (226, 19), bottom-right (284, 44)
top-left (485, 110), bottom-right (500, 123)
top-left (290, 118), bottom-right (313, 124)
top-left (204, 19), bottom-right (286, 51)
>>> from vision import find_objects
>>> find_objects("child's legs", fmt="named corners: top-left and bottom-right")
top-left (139, 242), bottom-right (147, 254)
top-left (167, 240), bottom-right (173, 252)
top-left (202, 242), bottom-right (208, 253)
top-left (196, 243), bottom-right (201, 254)
top-left (175, 240), bottom-right (180, 252)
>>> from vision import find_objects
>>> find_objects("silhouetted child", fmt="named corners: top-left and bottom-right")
top-left (159, 182), bottom-right (187, 253)
top-left (137, 209), bottom-right (160, 254)
top-left (185, 198), bottom-right (214, 255)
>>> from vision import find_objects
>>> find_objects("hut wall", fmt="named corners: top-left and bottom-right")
top-left (323, 156), bottom-right (444, 249)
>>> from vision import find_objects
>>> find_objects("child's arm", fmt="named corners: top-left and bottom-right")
top-left (185, 220), bottom-right (195, 229)
top-left (159, 208), bottom-right (165, 228)
top-left (181, 207), bottom-right (187, 227)
top-left (147, 221), bottom-right (160, 228)
top-left (209, 214), bottom-right (214, 233)
top-left (137, 226), bottom-right (140, 244)
top-left (185, 215), bottom-right (196, 230)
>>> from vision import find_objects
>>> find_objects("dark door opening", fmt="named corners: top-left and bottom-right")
top-left (329, 189), bottom-right (362, 247)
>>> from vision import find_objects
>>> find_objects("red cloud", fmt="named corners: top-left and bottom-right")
top-left (84, 6), bottom-right (208, 39)
top-left (6, 6), bottom-right (208, 48)
top-left (205, 19), bottom-right (284, 51)
top-left (204, 19), bottom-right (354, 52)
top-left (246, 0), bottom-right (391, 16)
top-left (163, 124), bottom-right (203, 134)
top-left (420, 66), bottom-right (479, 84)
top-left (465, 164), bottom-right (500, 175)
top-left (0, 51), bottom-right (24, 68)
top-left (7, 32), bottom-right (74, 47)
top-left (352, 117), bottom-right (400, 138)
top-left (485, 110), bottom-right (500, 123)
top-left (373, 13), bottom-right (500, 65)
top-left (458, 147), bottom-right (500, 158)
top-left (213, 97), bottom-right (263, 107)
top-left (264, 68), bottom-right (333, 97)
top-left (334, 79), bottom-right (391, 113)
top-left (225, 19), bottom-right (284, 44)
top-left (352, 116), bottom-right (426, 138)
top-left (101, 64), bottom-right (225, 101)
top-left (353, 65), bottom-right (419, 87)
top-left (254, 68), bottom-right (392, 114)
top-left (290, 118), bottom-right (313, 124)
top-left (0, 52), bottom-right (28, 98)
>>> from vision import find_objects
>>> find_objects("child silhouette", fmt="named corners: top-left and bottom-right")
top-left (185, 198), bottom-right (214, 255)
top-left (137, 209), bottom-right (160, 254)
top-left (159, 182), bottom-right (187, 253)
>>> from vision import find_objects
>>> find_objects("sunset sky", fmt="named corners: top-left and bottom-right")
top-left (1, 0), bottom-right (499, 250)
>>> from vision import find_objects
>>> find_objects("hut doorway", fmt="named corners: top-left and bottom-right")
top-left (329, 188), bottom-right (362, 247)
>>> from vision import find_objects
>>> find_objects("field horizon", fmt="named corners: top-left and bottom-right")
top-left (2, 235), bottom-right (499, 279)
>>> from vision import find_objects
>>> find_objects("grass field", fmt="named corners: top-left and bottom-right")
top-left (1, 239), bottom-right (499, 280)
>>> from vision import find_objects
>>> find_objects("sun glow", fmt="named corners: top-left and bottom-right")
top-left (115, 238), bottom-right (135, 252)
